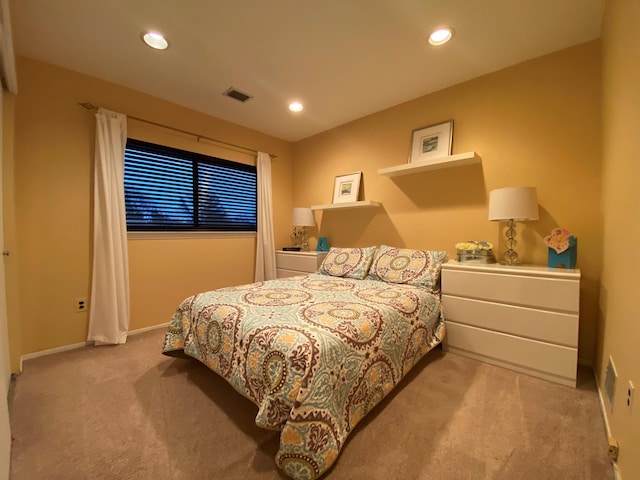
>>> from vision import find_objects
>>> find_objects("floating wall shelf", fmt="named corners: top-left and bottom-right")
top-left (311, 200), bottom-right (381, 211)
top-left (378, 151), bottom-right (481, 178)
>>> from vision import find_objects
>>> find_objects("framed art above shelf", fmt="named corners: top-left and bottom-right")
top-left (378, 151), bottom-right (480, 178)
top-left (311, 200), bottom-right (381, 211)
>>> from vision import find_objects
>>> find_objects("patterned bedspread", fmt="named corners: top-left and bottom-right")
top-left (163, 272), bottom-right (444, 479)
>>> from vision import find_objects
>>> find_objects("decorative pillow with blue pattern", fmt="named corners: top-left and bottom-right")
top-left (319, 246), bottom-right (377, 279)
top-left (367, 245), bottom-right (447, 292)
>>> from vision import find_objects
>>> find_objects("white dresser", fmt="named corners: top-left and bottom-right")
top-left (440, 261), bottom-right (580, 387)
top-left (275, 250), bottom-right (328, 278)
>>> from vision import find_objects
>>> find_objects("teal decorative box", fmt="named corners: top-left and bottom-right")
top-left (545, 228), bottom-right (577, 269)
top-left (316, 237), bottom-right (329, 252)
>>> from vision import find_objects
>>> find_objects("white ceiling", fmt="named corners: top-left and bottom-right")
top-left (12, 0), bottom-right (603, 142)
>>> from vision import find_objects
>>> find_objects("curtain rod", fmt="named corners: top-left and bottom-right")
top-left (78, 102), bottom-right (276, 158)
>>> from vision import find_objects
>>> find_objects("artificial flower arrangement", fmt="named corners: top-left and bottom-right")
top-left (455, 241), bottom-right (495, 263)
top-left (289, 226), bottom-right (307, 251)
top-left (455, 241), bottom-right (493, 251)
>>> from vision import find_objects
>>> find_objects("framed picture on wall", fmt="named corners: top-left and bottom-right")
top-left (332, 171), bottom-right (362, 204)
top-left (409, 120), bottom-right (453, 164)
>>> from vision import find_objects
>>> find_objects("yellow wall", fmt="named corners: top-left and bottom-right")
top-left (6, 10), bottom-right (639, 476)
top-left (600, 0), bottom-right (640, 477)
top-left (8, 57), bottom-right (293, 368)
top-left (293, 41), bottom-right (603, 366)
top-left (6, 25), bottom-right (635, 477)
top-left (8, 43), bottom-right (605, 377)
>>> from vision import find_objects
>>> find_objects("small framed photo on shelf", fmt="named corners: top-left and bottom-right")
top-left (409, 120), bottom-right (453, 164)
top-left (332, 171), bottom-right (362, 204)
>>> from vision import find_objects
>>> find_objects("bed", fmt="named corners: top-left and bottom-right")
top-left (162, 245), bottom-right (447, 479)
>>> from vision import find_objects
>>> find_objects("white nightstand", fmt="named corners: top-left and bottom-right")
top-left (440, 261), bottom-right (580, 387)
top-left (275, 250), bottom-right (328, 278)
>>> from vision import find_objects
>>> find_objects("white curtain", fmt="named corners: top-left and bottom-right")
top-left (254, 152), bottom-right (277, 281)
top-left (87, 108), bottom-right (130, 345)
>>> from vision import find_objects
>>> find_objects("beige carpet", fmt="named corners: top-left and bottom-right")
top-left (9, 328), bottom-right (613, 479)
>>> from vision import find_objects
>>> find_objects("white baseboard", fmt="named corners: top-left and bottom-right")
top-left (613, 463), bottom-right (622, 480)
top-left (128, 322), bottom-right (168, 336)
top-left (19, 322), bottom-right (168, 372)
top-left (594, 366), bottom-right (623, 480)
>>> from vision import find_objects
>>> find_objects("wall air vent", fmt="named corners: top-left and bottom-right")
top-left (223, 87), bottom-right (252, 103)
top-left (605, 356), bottom-right (617, 413)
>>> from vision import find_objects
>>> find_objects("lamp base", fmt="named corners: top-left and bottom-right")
top-left (499, 260), bottom-right (523, 266)
top-left (502, 221), bottom-right (520, 265)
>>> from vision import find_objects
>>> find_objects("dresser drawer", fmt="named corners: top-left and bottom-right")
top-left (445, 322), bottom-right (577, 386)
top-left (442, 269), bottom-right (579, 312)
top-left (275, 251), bottom-right (327, 275)
top-left (442, 295), bottom-right (578, 347)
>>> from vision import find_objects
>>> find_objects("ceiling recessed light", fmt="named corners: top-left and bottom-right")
top-left (142, 31), bottom-right (169, 50)
top-left (289, 102), bottom-right (304, 112)
top-left (428, 27), bottom-right (454, 46)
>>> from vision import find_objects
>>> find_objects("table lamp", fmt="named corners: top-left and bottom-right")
top-left (292, 207), bottom-right (315, 251)
top-left (488, 187), bottom-right (539, 265)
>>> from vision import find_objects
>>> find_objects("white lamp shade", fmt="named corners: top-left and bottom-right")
top-left (488, 187), bottom-right (539, 221)
top-left (292, 207), bottom-right (315, 226)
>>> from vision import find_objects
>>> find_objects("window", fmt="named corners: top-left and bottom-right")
top-left (124, 139), bottom-right (257, 232)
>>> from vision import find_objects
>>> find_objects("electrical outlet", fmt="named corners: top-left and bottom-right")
top-left (627, 381), bottom-right (635, 411)
top-left (75, 297), bottom-right (88, 313)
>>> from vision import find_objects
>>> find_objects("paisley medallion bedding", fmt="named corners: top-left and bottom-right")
top-left (163, 272), bottom-right (445, 479)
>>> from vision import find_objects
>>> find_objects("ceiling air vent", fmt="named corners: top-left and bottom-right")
top-left (223, 87), bottom-right (252, 103)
